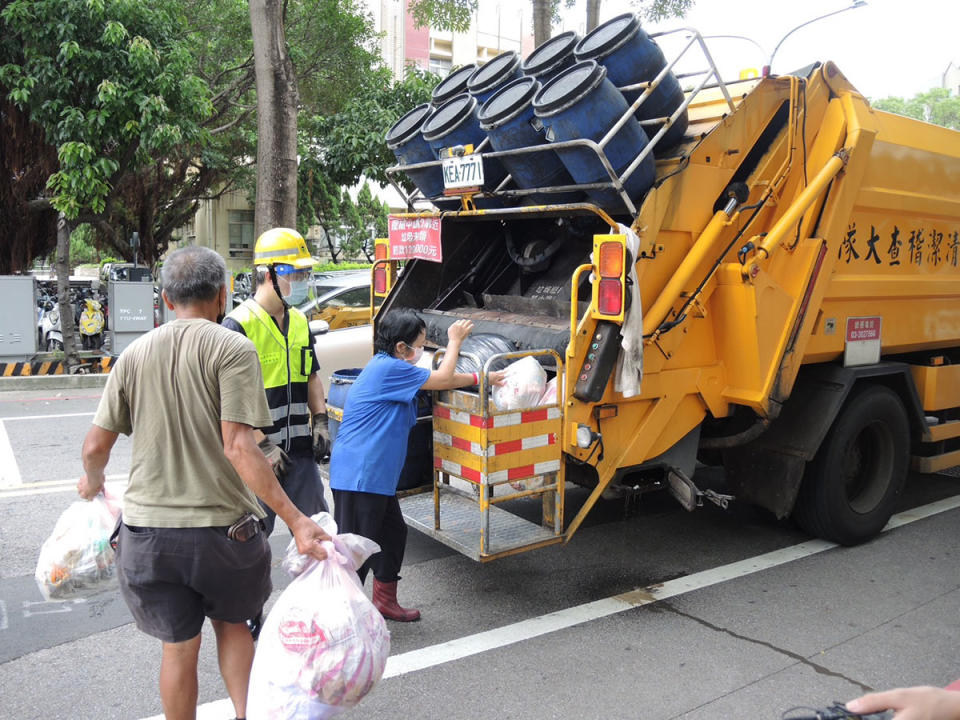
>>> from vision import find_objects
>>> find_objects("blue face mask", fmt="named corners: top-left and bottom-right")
top-left (282, 279), bottom-right (309, 305)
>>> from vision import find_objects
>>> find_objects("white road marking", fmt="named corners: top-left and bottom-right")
top-left (21, 600), bottom-right (75, 618)
top-left (0, 411), bottom-right (95, 422)
top-left (134, 493), bottom-right (960, 720)
top-left (0, 421), bottom-right (22, 488)
top-left (384, 496), bottom-right (960, 679)
top-left (0, 600), bottom-right (8, 630)
top-left (0, 477), bottom-right (127, 499)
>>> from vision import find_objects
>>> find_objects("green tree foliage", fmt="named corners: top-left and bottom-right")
top-left (409, 0), bottom-right (475, 32)
top-left (337, 189), bottom-right (371, 261)
top-left (0, 0), bottom-right (221, 271)
top-left (409, 0), bottom-right (694, 37)
top-left (873, 88), bottom-right (960, 131)
top-left (634, 0), bottom-right (694, 24)
top-left (285, 0), bottom-right (382, 115)
top-left (297, 65), bottom-right (439, 264)
top-left (0, 0), bottom-right (384, 272)
top-left (356, 182), bottom-right (388, 239)
top-left (307, 66), bottom-right (440, 191)
top-left (298, 156), bottom-right (344, 261)
top-left (68, 224), bottom-right (102, 265)
top-left (1, 0), bottom-right (212, 219)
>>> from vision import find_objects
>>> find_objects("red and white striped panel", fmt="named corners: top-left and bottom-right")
top-left (487, 459), bottom-right (561, 484)
top-left (433, 406), bottom-right (561, 429)
top-left (434, 430), bottom-right (557, 458)
top-left (433, 457), bottom-right (561, 485)
top-left (433, 430), bottom-right (482, 456)
top-left (433, 456), bottom-right (483, 483)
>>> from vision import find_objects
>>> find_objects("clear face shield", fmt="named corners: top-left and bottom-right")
top-left (273, 264), bottom-right (311, 305)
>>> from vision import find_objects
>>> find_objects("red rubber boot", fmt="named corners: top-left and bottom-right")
top-left (373, 579), bottom-right (421, 622)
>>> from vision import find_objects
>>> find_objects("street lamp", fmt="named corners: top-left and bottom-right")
top-left (762, 1), bottom-right (867, 78)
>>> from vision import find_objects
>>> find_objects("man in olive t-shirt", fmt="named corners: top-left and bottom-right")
top-left (78, 246), bottom-right (330, 720)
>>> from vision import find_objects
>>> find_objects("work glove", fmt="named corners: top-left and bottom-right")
top-left (258, 437), bottom-right (289, 480)
top-left (312, 413), bottom-right (331, 463)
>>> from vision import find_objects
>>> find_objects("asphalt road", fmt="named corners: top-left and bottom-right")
top-left (0, 384), bottom-right (958, 720)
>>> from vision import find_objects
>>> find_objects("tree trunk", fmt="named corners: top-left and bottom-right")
top-left (249, 0), bottom-right (299, 237)
top-left (360, 236), bottom-right (374, 263)
top-left (532, 0), bottom-right (552, 49)
top-left (55, 213), bottom-right (81, 370)
top-left (586, 0), bottom-right (602, 33)
top-left (320, 224), bottom-right (340, 264)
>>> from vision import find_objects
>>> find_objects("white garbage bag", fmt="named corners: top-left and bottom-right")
top-left (35, 491), bottom-right (122, 601)
top-left (492, 356), bottom-right (547, 411)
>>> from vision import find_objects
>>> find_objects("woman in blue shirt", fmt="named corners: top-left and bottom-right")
top-left (329, 309), bottom-right (504, 621)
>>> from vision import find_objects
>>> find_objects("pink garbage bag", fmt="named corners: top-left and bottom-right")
top-left (247, 514), bottom-right (390, 719)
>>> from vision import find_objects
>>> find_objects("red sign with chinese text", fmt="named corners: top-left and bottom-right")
top-left (388, 216), bottom-right (442, 263)
top-left (846, 316), bottom-right (881, 342)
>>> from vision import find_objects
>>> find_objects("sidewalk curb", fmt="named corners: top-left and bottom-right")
top-left (0, 374), bottom-right (109, 391)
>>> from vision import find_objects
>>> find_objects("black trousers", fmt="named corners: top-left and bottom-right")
top-left (332, 489), bottom-right (406, 584)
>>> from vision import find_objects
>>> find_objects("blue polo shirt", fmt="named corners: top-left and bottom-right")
top-left (329, 353), bottom-right (431, 495)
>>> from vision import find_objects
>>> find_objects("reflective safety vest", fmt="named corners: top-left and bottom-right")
top-left (228, 299), bottom-right (314, 453)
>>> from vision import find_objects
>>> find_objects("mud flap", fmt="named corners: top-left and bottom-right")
top-left (722, 446), bottom-right (805, 519)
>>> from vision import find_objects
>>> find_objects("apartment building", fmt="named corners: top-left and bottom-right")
top-left (370, 0), bottom-right (534, 81)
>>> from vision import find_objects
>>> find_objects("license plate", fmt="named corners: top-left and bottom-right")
top-left (441, 152), bottom-right (485, 191)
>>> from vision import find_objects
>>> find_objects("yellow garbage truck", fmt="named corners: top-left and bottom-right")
top-left (378, 32), bottom-right (960, 562)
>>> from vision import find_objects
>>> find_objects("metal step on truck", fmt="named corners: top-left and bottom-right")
top-left (369, 20), bottom-right (960, 562)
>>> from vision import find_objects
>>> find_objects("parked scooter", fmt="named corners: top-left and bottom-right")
top-left (38, 298), bottom-right (63, 352)
top-left (79, 296), bottom-right (105, 350)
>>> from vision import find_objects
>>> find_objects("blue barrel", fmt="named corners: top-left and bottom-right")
top-left (522, 31), bottom-right (580, 84)
top-left (467, 51), bottom-right (523, 105)
top-left (479, 76), bottom-right (582, 205)
top-left (385, 103), bottom-right (447, 202)
top-left (326, 368), bottom-right (362, 444)
top-left (431, 64), bottom-right (477, 107)
top-left (422, 93), bottom-right (508, 204)
top-left (328, 369), bottom-right (431, 491)
top-left (533, 60), bottom-right (654, 212)
top-left (575, 13), bottom-right (688, 150)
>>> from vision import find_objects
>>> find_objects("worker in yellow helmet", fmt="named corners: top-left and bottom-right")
top-left (222, 228), bottom-right (331, 554)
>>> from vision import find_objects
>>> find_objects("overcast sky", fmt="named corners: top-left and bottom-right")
top-left (555, 0), bottom-right (959, 100)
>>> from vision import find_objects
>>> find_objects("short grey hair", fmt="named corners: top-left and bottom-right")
top-left (161, 246), bottom-right (225, 305)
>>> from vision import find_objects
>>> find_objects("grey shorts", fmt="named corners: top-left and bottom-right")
top-left (116, 523), bottom-right (272, 644)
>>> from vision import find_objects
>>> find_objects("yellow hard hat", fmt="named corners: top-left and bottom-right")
top-left (253, 227), bottom-right (316, 269)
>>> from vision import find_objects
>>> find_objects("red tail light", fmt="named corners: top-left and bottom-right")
top-left (374, 267), bottom-right (386, 295)
top-left (597, 278), bottom-right (622, 316)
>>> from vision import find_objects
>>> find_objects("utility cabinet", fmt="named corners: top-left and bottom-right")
top-left (0, 276), bottom-right (38, 360)
top-left (108, 280), bottom-right (154, 354)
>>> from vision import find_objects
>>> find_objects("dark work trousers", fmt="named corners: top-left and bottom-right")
top-left (260, 451), bottom-right (328, 536)
top-left (332, 489), bottom-right (406, 584)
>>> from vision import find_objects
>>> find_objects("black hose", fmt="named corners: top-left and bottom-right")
top-left (699, 418), bottom-right (770, 449)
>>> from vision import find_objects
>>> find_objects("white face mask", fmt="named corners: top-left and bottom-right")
top-left (405, 345), bottom-right (424, 365)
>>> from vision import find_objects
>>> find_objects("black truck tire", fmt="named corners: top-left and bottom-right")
top-left (793, 384), bottom-right (909, 546)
